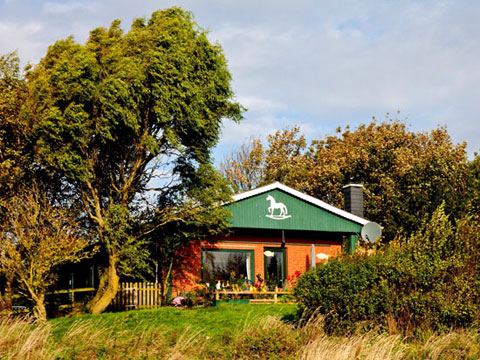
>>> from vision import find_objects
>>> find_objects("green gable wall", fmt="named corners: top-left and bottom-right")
top-left (225, 189), bottom-right (362, 234)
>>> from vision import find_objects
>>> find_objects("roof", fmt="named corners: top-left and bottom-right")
top-left (231, 181), bottom-right (369, 226)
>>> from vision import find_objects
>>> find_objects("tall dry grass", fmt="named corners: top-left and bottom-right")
top-left (0, 317), bottom-right (52, 360)
top-left (299, 333), bottom-right (405, 360)
top-left (0, 315), bottom-right (478, 359)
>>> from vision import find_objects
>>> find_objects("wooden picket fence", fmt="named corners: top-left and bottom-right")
top-left (110, 282), bottom-right (162, 311)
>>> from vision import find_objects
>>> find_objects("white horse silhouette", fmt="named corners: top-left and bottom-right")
top-left (266, 195), bottom-right (288, 218)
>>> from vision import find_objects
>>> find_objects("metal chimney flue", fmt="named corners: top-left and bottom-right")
top-left (343, 184), bottom-right (364, 218)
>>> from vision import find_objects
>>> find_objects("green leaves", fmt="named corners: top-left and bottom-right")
top-left (28, 7), bottom-right (242, 188)
top-left (296, 205), bottom-right (480, 334)
top-left (222, 119), bottom-right (471, 241)
top-left (5, 7), bottom-right (242, 313)
top-left (0, 52), bottom-right (30, 197)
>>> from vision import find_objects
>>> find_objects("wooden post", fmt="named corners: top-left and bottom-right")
top-left (138, 282), bottom-right (142, 308)
top-left (128, 282), bottom-right (131, 309)
top-left (134, 282), bottom-right (138, 309)
top-left (274, 286), bottom-right (278, 303)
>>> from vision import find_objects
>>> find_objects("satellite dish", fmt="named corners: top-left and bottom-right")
top-left (361, 222), bottom-right (382, 243)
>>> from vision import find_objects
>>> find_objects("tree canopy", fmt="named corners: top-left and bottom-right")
top-left (0, 52), bottom-right (30, 199)
top-left (20, 7), bottom-right (242, 314)
top-left (221, 118), bottom-right (472, 239)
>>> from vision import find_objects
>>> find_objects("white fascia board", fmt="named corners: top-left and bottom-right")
top-left (231, 182), bottom-right (369, 226)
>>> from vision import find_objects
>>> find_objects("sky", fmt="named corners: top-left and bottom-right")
top-left (1, 0), bottom-right (479, 163)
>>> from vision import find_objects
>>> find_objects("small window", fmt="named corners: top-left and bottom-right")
top-left (202, 249), bottom-right (253, 285)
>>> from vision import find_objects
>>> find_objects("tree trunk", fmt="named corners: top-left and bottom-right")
top-left (0, 274), bottom-right (13, 312)
top-left (32, 292), bottom-right (47, 322)
top-left (160, 261), bottom-right (173, 306)
top-left (88, 255), bottom-right (119, 315)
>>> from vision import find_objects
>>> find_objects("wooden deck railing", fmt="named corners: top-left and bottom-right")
top-left (0, 287), bottom-right (96, 315)
top-left (214, 289), bottom-right (294, 303)
top-left (51, 287), bottom-right (96, 309)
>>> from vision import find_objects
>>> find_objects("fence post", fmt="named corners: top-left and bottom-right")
top-left (128, 282), bottom-right (132, 310)
top-left (134, 282), bottom-right (138, 309)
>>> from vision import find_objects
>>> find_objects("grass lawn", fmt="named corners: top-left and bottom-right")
top-left (49, 303), bottom-right (298, 341)
top-left (2, 304), bottom-right (479, 359)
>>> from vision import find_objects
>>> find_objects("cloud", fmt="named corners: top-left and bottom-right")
top-left (236, 96), bottom-right (285, 114)
top-left (43, 1), bottom-right (99, 15)
top-left (0, 19), bottom-right (47, 63)
top-left (0, 0), bottom-right (479, 158)
top-left (211, 1), bottom-right (480, 156)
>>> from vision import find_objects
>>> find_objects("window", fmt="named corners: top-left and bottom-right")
top-left (264, 247), bottom-right (286, 288)
top-left (201, 249), bottom-right (254, 285)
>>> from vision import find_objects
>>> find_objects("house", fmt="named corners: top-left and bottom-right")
top-left (172, 182), bottom-right (368, 292)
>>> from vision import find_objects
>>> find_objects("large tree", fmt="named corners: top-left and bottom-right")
top-left (222, 118), bottom-right (471, 239)
top-left (301, 119), bottom-right (470, 239)
top-left (0, 52), bottom-right (30, 199)
top-left (0, 52), bottom-right (30, 314)
top-left (25, 8), bottom-right (242, 314)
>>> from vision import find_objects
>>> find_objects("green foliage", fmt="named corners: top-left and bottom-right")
top-left (300, 119), bottom-right (470, 240)
top-left (294, 254), bottom-right (391, 334)
top-left (468, 153), bottom-right (480, 211)
top-left (145, 164), bottom-right (233, 303)
top-left (103, 203), bottom-right (149, 277)
top-left (28, 7), bottom-right (242, 187)
top-left (0, 52), bottom-right (30, 198)
top-left (18, 7), bottom-right (242, 312)
top-left (221, 119), bottom-right (471, 240)
top-left (295, 204), bottom-right (480, 334)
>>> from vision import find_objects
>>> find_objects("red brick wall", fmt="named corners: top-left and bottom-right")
top-left (172, 233), bottom-right (342, 294)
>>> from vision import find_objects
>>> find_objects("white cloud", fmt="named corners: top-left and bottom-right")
top-left (0, 19), bottom-right (46, 63)
top-left (43, 1), bottom-right (99, 15)
top-left (236, 96), bottom-right (285, 114)
top-left (0, 0), bottom-right (479, 157)
top-left (220, 115), bottom-right (277, 145)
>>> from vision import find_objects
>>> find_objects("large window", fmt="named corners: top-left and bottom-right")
top-left (202, 249), bottom-right (253, 285)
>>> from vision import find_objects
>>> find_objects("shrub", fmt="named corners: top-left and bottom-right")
top-left (295, 254), bottom-right (392, 334)
top-left (295, 204), bottom-right (480, 334)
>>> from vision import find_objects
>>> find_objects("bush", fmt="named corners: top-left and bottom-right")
top-left (295, 204), bottom-right (480, 335)
top-left (295, 255), bottom-right (391, 334)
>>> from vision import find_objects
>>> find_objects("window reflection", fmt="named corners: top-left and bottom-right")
top-left (202, 250), bottom-right (252, 284)
top-left (265, 250), bottom-right (284, 288)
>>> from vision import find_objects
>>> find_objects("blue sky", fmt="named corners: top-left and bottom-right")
top-left (1, 0), bottom-right (479, 163)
